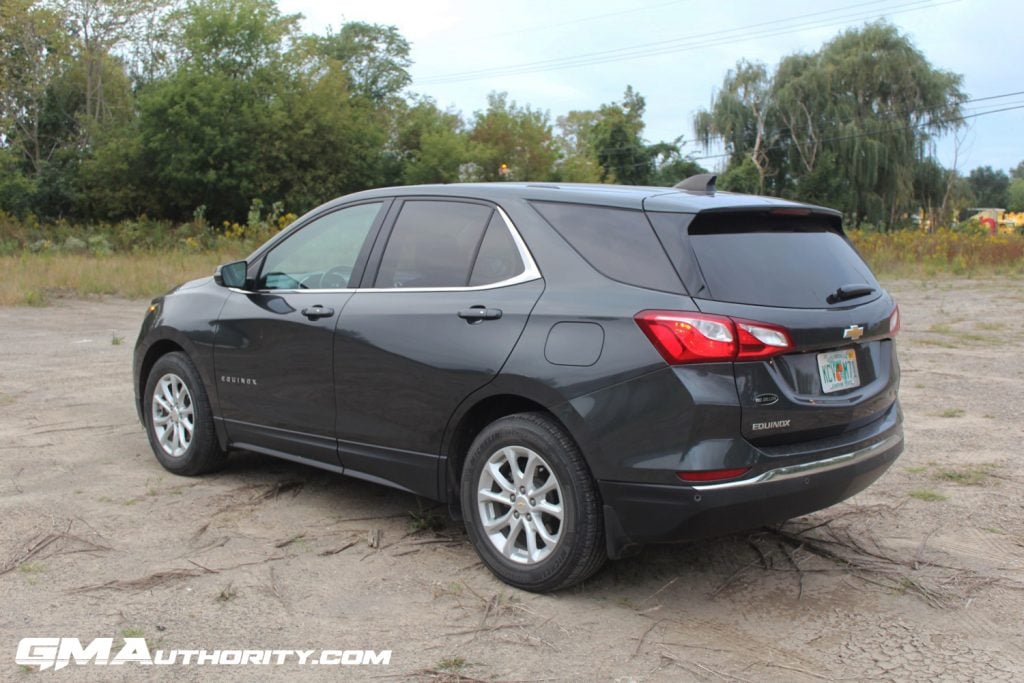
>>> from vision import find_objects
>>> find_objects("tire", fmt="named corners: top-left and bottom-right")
top-left (460, 412), bottom-right (606, 592)
top-left (143, 351), bottom-right (226, 476)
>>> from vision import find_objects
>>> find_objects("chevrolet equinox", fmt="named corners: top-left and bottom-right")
top-left (133, 175), bottom-right (903, 591)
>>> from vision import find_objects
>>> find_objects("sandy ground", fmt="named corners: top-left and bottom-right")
top-left (1, 277), bottom-right (1023, 682)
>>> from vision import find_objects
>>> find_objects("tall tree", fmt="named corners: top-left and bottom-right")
top-left (0, 0), bottom-right (70, 175)
top-left (966, 166), bottom-right (1010, 208)
top-left (591, 86), bottom-right (653, 185)
top-left (310, 22), bottom-right (411, 105)
top-left (1006, 178), bottom-right (1024, 212)
top-left (694, 60), bottom-right (776, 193)
top-left (49, 0), bottom-right (166, 123)
top-left (391, 98), bottom-right (468, 185)
top-left (554, 110), bottom-right (603, 182)
top-left (135, 0), bottom-right (302, 220)
top-left (694, 22), bottom-right (965, 226)
top-left (469, 92), bottom-right (557, 181)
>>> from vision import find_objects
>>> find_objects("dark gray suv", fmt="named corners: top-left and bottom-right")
top-left (134, 175), bottom-right (903, 591)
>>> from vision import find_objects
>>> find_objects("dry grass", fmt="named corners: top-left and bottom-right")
top-left (4, 227), bottom-right (1023, 306)
top-left (1, 249), bottom-right (247, 305)
top-left (849, 228), bottom-right (1024, 278)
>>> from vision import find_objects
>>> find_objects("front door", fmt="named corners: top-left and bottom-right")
top-left (214, 201), bottom-right (386, 464)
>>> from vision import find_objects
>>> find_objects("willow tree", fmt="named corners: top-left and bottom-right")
top-left (695, 22), bottom-right (965, 226)
top-left (694, 60), bottom-right (777, 194)
top-left (780, 22), bottom-right (964, 225)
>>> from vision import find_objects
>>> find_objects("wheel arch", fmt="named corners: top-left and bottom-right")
top-left (440, 387), bottom-right (599, 512)
top-left (137, 339), bottom-right (187, 422)
top-left (137, 334), bottom-right (229, 451)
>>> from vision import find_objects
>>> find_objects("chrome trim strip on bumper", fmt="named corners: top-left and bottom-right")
top-left (690, 432), bottom-right (903, 492)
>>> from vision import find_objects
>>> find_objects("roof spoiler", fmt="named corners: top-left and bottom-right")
top-left (674, 173), bottom-right (717, 194)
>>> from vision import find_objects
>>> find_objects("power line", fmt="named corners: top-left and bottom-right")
top-left (472, 0), bottom-right (692, 42)
top-left (418, 0), bottom-right (903, 82)
top-left (415, 0), bottom-right (956, 85)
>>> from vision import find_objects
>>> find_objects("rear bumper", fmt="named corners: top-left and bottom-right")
top-left (599, 411), bottom-right (903, 558)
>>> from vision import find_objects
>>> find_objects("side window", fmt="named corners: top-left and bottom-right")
top-left (375, 201), bottom-right (493, 288)
top-left (530, 201), bottom-right (683, 293)
top-left (469, 212), bottom-right (525, 286)
top-left (259, 202), bottom-right (382, 290)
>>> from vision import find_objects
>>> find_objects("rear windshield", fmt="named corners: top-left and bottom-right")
top-left (686, 213), bottom-right (879, 308)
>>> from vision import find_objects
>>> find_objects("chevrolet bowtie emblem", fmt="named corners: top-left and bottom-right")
top-left (843, 324), bottom-right (865, 341)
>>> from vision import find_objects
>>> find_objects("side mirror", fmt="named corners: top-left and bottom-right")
top-left (214, 260), bottom-right (248, 289)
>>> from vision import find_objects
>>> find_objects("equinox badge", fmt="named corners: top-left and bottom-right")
top-left (843, 324), bottom-right (865, 341)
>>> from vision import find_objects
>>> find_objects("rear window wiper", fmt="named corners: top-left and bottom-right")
top-left (827, 284), bottom-right (875, 304)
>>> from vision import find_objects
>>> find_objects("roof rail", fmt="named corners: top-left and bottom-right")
top-left (674, 173), bottom-right (717, 194)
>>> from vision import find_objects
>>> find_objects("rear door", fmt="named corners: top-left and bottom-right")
top-left (332, 198), bottom-right (543, 496)
top-left (646, 209), bottom-right (899, 446)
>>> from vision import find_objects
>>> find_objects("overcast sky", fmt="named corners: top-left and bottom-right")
top-left (278, 0), bottom-right (1023, 174)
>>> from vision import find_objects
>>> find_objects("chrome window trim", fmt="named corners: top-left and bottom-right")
top-left (245, 204), bottom-right (541, 295)
top-left (689, 432), bottom-right (903, 492)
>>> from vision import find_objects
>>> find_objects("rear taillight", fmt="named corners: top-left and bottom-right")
top-left (635, 311), bottom-right (792, 364)
top-left (889, 304), bottom-right (900, 337)
top-left (736, 320), bottom-right (792, 359)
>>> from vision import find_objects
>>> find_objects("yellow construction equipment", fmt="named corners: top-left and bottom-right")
top-left (963, 208), bottom-right (1024, 235)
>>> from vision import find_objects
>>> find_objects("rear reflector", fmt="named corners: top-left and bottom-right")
top-left (677, 467), bottom-right (751, 482)
top-left (636, 311), bottom-right (792, 364)
top-left (889, 304), bottom-right (900, 337)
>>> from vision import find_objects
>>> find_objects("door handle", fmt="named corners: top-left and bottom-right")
top-left (301, 306), bottom-right (335, 320)
top-left (458, 306), bottom-right (503, 323)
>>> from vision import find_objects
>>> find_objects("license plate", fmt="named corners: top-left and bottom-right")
top-left (817, 348), bottom-right (860, 394)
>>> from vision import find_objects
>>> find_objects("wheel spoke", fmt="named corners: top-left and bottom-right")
top-left (486, 461), bottom-right (515, 493)
top-left (534, 519), bottom-right (558, 547)
top-left (160, 381), bottom-right (175, 405)
top-left (524, 521), bottom-right (539, 561)
top-left (158, 424), bottom-right (174, 450)
top-left (529, 475), bottom-right (557, 498)
top-left (483, 510), bottom-right (512, 533)
top-left (479, 489), bottom-right (511, 506)
top-left (536, 501), bottom-right (563, 521)
top-left (522, 451), bottom-right (541, 487)
top-left (503, 447), bottom-right (523, 486)
top-left (502, 516), bottom-right (523, 557)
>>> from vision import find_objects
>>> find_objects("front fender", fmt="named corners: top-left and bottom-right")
top-left (132, 282), bottom-right (230, 423)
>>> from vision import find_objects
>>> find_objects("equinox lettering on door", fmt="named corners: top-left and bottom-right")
top-left (751, 419), bottom-right (791, 431)
top-left (220, 376), bottom-right (258, 386)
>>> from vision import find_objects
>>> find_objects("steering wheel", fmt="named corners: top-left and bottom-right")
top-left (320, 265), bottom-right (353, 289)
